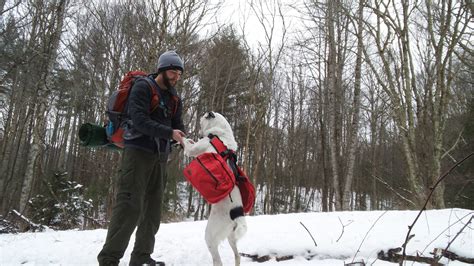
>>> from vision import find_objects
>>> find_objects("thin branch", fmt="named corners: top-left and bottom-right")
top-left (0, 0), bottom-right (22, 16)
top-left (441, 129), bottom-right (464, 160)
top-left (443, 215), bottom-right (473, 252)
top-left (372, 174), bottom-right (417, 207)
top-left (352, 211), bottom-right (388, 263)
top-left (300, 221), bottom-right (318, 247)
top-left (421, 212), bottom-right (474, 254)
top-left (401, 152), bottom-right (474, 264)
top-left (336, 217), bottom-right (354, 242)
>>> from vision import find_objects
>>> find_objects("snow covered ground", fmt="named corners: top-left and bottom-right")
top-left (0, 209), bottom-right (472, 265)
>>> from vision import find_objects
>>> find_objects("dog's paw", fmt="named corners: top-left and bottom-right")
top-left (182, 138), bottom-right (195, 156)
top-left (183, 138), bottom-right (195, 146)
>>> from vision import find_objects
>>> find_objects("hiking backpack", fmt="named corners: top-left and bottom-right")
top-left (105, 70), bottom-right (179, 148)
top-left (183, 135), bottom-right (256, 213)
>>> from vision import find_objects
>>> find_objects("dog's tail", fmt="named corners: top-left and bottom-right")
top-left (230, 206), bottom-right (247, 239)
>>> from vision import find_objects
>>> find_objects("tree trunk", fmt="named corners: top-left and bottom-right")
top-left (20, 0), bottom-right (68, 213)
top-left (327, 0), bottom-right (342, 211)
top-left (342, 0), bottom-right (364, 211)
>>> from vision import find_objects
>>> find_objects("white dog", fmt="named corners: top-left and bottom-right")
top-left (182, 112), bottom-right (247, 266)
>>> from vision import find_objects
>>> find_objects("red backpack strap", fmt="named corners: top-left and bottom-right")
top-left (171, 95), bottom-right (179, 116)
top-left (119, 71), bottom-right (147, 90)
top-left (142, 78), bottom-right (160, 113)
top-left (209, 135), bottom-right (232, 159)
top-left (142, 77), bottom-right (180, 116)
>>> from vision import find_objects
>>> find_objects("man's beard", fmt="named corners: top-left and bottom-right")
top-left (163, 72), bottom-right (175, 89)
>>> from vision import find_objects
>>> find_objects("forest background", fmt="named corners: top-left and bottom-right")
top-left (0, 0), bottom-right (473, 231)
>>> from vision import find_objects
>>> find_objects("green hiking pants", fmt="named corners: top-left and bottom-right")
top-left (98, 147), bottom-right (168, 265)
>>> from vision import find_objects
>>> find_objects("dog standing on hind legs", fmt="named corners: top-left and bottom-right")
top-left (205, 186), bottom-right (246, 266)
top-left (182, 111), bottom-right (247, 266)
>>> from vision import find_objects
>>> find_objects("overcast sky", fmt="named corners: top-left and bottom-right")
top-left (210, 0), bottom-right (300, 50)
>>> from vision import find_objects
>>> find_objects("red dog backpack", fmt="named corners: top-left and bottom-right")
top-left (183, 152), bottom-right (236, 204)
top-left (234, 167), bottom-right (255, 213)
top-left (183, 135), bottom-right (256, 213)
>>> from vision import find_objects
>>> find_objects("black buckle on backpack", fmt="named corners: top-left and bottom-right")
top-left (220, 149), bottom-right (233, 158)
top-left (160, 103), bottom-right (171, 118)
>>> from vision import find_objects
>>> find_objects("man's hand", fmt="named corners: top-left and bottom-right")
top-left (172, 129), bottom-right (186, 145)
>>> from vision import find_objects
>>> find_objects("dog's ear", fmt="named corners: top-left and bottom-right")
top-left (205, 112), bottom-right (215, 119)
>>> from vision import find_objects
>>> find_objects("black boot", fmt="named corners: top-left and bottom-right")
top-left (129, 256), bottom-right (165, 266)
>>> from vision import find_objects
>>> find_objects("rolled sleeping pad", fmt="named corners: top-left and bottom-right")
top-left (78, 123), bottom-right (109, 147)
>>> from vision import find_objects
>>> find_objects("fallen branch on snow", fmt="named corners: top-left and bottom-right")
top-left (378, 247), bottom-right (474, 265)
top-left (378, 248), bottom-right (442, 265)
top-left (240, 253), bottom-right (294, 262)
top-left (10, 210), bottom-right (46, 232)
top-left (433, 248), bottom-right (474, 264)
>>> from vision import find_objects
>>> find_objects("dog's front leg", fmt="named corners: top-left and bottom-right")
top-left (182, 137), bottom-right (210, 157)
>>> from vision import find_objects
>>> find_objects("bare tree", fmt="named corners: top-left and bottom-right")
top-left (342, 0), bottom-right (364, 211)
top-left (246, 0), bottom-right (288, 214)
top-left (363, 0), bottom-right (472, 208)
top-left (20, 0), bottom-right (69, 213)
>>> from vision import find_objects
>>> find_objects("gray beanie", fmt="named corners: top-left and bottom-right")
top-left (157, 50), bottom-right (184, 73)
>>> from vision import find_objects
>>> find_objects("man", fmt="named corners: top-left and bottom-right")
top-left (98, 51), bottom-right (186, 266)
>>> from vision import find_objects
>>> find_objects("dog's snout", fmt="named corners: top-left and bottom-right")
top-left (205, 112), bottom-right (215, 119)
